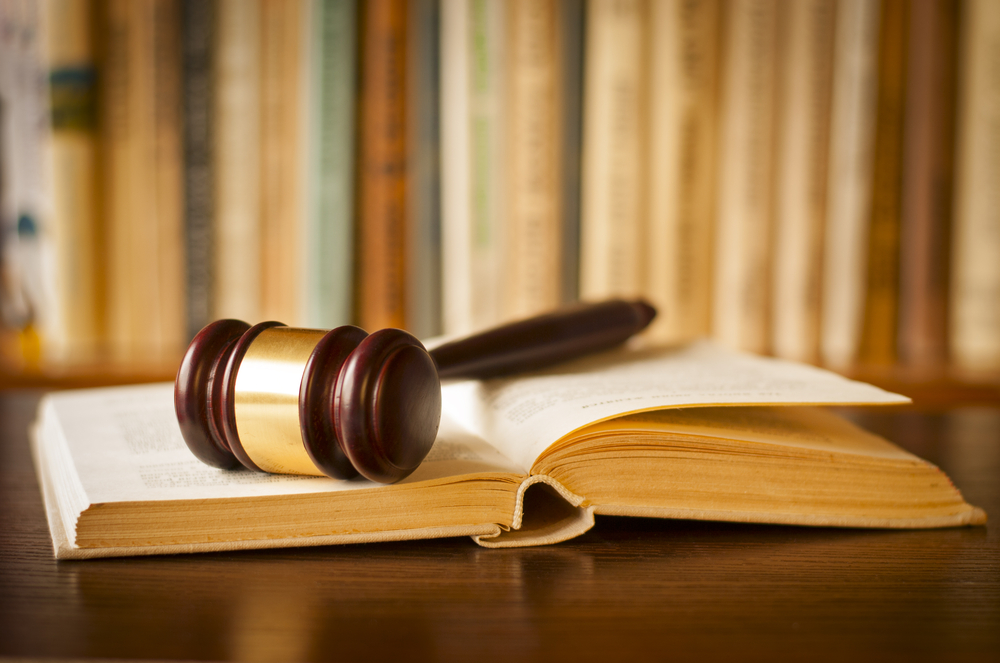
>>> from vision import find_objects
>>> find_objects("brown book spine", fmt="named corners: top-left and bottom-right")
top-left (858, 0), bottom-right (909, 367)
top-left (152, 0), bottom-right (185, 356)
top-left (356, 0), bottom-right (408, 331)
top-left (897, 0), bottom-right (959, 370)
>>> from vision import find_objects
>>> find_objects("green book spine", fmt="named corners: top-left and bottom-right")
top-left (307, 0), bottom-right (357, 328)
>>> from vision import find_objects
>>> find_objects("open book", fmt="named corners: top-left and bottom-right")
top-left (32, 341), bottom-right (986, 559)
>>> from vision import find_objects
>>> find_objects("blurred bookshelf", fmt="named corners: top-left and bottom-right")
top-left (1, 0), bottom-right (999, 405)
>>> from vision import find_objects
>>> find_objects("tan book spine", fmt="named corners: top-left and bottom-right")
top-left (503, 0), bottom-right (562, 320)
top-left (579, 0), bottom-right (649, 300)
top-left (151, 0), bottom-right (185, 357)
top-left (647, 0), bottom-right (720, 343)
top-left (213, 0), bottom-right (261, 323)
top-left (711, 0), bottom-right (779, 354)
top-left (356, 0), bottom-right (408, 331)
top-left (259, 0), bottom-right (305, 325)
top-left (44, 0), bottom-right (104, 362)
top-left (821, 0), bottom-right (880, 369)
top-left (857, 0), bottom-right (909, 367)
top-left (951, 0), bottom-right (1000, 371)
top-left (897, 0), bottom-right (958, 370)
top-left (770, 0), bottom-right (835, 364)
top-left (100, 0), bottom-right (184, 361)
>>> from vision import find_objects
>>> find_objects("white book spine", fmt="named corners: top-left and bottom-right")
top-left (440, 0), bottom-right (473, 334)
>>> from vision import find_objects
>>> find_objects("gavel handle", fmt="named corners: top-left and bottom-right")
top-left (429, 299), bottom-right (657, 380)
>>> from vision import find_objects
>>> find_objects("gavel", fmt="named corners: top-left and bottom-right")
top-left (175, 299), bottom-right (656, 484)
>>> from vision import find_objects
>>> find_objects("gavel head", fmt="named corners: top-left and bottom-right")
top-left (174, 320), bottom-right (442, 484)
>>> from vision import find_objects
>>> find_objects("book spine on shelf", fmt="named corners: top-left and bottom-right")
top-left (43, 0), bottom-right (104, 362)
top-left (503, 0), bottom-right (562, 320)
top-left (951, 0), bottom-right (1000, 372)
top-left (467, 0), bottom-right (505, 330)
top-left (356, 0), bottom-right (409, 331)
top-left (99, 0), bottom-right (185, 362)
top-left (212, 0), bottom-right (261, 323)
top-left (711, 0), bottom-right (779, 354)
top-left (897, 0), bottom-right (959, 370)
top-left (579, 0), bottom-right (648, 301)
top-left (770, 0), bottom-right (835, 364)
top-left (259, 0), bottom-right (305, 326)
top-left (558, 0), bottom-right (584, 305)
top-left (181, 0), bottom-right (214, 341)
top-left (440, 0), bottom-right (505, 335)
top-left (821, 0), bottom-right (880, 369)
top-left (151, 0), bottom-right (185, 358)
top-left (406, 0), bottom-right (442, 338)
top-left (647, 0), bottom-right (720, 343)
top-left (306, 0), bottom-right (357, 330)
top-left (439, 0), bottom-right (472, 335)
top-left (857, 0), bottom-right (909, 367)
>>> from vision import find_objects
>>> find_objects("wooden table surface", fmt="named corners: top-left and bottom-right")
top-left (1, 390), bottom-right (997, 662)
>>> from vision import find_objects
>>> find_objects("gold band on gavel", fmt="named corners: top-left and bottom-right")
top-left (234, 327), bottom-right (327, 476)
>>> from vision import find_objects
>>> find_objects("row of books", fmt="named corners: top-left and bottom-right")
top-left (1, 0), bottom-right (999, 376)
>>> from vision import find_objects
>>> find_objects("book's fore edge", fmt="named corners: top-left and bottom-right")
top-left (590, 502), bottom-right (986, 529)
top-left (472, 474), bottom-right (595, 549)
top-left (30, 420), bottom-right (76, 560)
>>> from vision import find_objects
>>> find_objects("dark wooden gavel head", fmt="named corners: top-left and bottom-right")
top-left (174, 299), bottom-right (656, 484)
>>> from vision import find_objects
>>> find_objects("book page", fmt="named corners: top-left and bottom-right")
top-left (40, 383), bottom-right (522, 507)
top-left (571, 406), bottom-right (918, 462)
top-left (442, 340), bottom-right (909, 471)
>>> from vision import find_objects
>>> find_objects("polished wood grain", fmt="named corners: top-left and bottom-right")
top-left (1, 392), bottom-right (997, 662)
